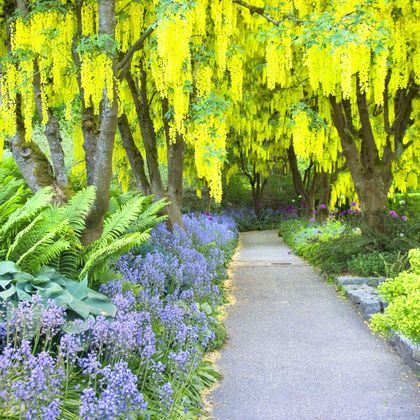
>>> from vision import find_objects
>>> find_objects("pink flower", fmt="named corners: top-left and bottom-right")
top-left (401, 215), bottom-right (407, 221)
top-left (350, 201), bottom-right (357, 207)
top-left (319, 203), bottom-right (326, 209)
top-left (388, 210), bottom-right (398, 218)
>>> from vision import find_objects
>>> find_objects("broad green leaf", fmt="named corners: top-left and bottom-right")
top-left (0, 261), bottom-right (18, 275)
top-left (0, 285), bottom-right (16, 300)
top-left (68, 298), bottom-right (90, 319)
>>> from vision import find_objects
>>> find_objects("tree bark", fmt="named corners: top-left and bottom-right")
top-left (329, 92), bottom-right (395, 233)
top-left (83, 0), bottom-right (118, 244)
top-left (44, 109), bottom-right (69, 190)
top-left (125, 70), bottom-right (165, 199)
top-left (162, 98), bottom-right (185, 229)
top-left (11, 94), bottom-right (66, 202)
top-left (118, 113), bottom-right (151, 195)
top-left (73, 2), bottom-right (99, 186)
top-left (33, 59), bottom-right (69, 192)
top-left (288, 144), bottom-right (319, 215)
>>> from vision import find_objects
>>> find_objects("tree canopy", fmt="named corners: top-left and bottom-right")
top-left (0, 0), bottom-right (418, 235)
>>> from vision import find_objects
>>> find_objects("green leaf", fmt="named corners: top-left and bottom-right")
top-left (0, 261), bottom-right (18, 275)
top-left (0, 284), bottom-right (16, 300)
top-left (83, 297), bottom-right (116, 317)
top-left (68, 298), bottom-right (91, 319)
top-left (0, 279), bottom-right (12, 288)
top-left (67, 276), bottom-right (89, 300)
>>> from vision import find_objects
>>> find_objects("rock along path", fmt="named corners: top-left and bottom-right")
top-left (209, 230), bottom-right (419, 420)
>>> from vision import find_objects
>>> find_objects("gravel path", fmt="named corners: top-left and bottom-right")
top-left (209, 230), bottom-right (419, 420)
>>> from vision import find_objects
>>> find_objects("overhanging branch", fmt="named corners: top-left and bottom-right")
top-left (117, 23), bottom-right (155, 79)
top-left (232, 0), bottom-right (303, 26)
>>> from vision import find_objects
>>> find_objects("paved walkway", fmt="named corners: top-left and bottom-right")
top-left (210, 231), bottom-right (419, 420)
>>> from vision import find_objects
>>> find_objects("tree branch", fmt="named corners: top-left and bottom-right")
top-left (232, 0), bottom-right (303, 26)
top-left (117, 23), bottom-right (155, 80)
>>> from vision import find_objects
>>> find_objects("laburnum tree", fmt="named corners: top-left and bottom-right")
top-left (0, 0), bottom-right (419, 237)
top-left (234, 0), bottom-right (419, 231)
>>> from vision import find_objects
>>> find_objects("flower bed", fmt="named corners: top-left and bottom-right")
top-left (0, 214), bottom-right (237, 419)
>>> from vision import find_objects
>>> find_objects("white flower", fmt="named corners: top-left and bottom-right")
top-left (399, 200), bottom-right (405, 205)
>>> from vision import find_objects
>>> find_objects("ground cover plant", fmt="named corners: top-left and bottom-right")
top-left (224, 206), bottom-right (297, 232)
top-left (371, 249), bottom-right (420, 344)
top-left (279, 208), bottom-right (418, 278)
top-left (0, 213), bottom-right (237, 418)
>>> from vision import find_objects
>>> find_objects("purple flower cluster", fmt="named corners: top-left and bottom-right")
top-left (80, 362), bottom-right (147, 419)
top-left (0, 341), bottom-right (64, 419)
top-left (0, 213), bottom-right (237, 418)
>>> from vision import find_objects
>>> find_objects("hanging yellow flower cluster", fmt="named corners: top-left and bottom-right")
top-left (80, 53), bottom-right (114, 114)
top-left (330, 171), bottom-right (358, 208)
top-left (265, 33), bottom-right (292, 90)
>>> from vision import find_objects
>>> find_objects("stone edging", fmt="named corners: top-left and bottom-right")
top-left (334, 275), bottom-right (420, 375)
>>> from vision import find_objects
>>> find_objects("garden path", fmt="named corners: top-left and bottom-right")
top-left (209, 230), bottom-right (419, 420)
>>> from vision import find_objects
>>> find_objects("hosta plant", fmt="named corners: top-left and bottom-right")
top-left (0, 261), bottom-right (116, 320)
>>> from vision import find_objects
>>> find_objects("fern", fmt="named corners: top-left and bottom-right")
top-left (0, 187), bottom-right (54, 244)
top-left (62, 186), bottom-right (96, 234)
top-left (79, 231), bottom-right (151, 281)
top-left (0, 186), bottom-right (29, 226)
top-left (16, 230), bottom-right (71, 273)
top-left (130, 198), bottom-right (168, 233)
top-left (97, 196), bottom-right (146, 244)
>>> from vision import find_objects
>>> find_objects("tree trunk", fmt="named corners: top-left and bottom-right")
top-left (162, 98), bottom-right (185, 229)
top-left (250, 173), bottom-right (266, 217)
top-left (73, 2), bottom-right (99, 186)
top-left (11, 93), bottom-right (66, 202)
top-left (83, 0), bottom-right (118, 244)
top-left (125, 70), bottom-right (165, 200)
top-left (118, 113), bottom-right (151, 195)
top-left (329, 93), bottom-right (395, 233)
top-left (45, 109), bottom-right (69, 191)
top-left (353, 172), bottom-right (392, 233)
top-left (33, 58), bottom-right (70, 192)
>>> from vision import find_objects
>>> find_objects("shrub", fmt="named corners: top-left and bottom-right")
top-left (371, 249), bottom-right (420, 343)
top-left (347, 252), bottom-right (392, 277)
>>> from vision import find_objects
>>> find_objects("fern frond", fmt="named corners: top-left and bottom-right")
top-left (15, 227), bottom-right (71, 273)
top-left (79, 231), bottom-right (151, 281)
top-left (62, 187), bottom-right (96, 234)
top-left (6, 213), bottom-right (45, 260)
top-left (0, 186), bottom-right (29, 226)
top-left (92, 196), bottom-right (146, 247)
top-left (0, 178), bottom-right (27, 205)
top-left (130, 198), bottom-right (168, 233)
top-left (0, 187), bottom-right (54, 240)
top-left (51, 250), bottom-right (80, 278)
top-left (18, 238), bottom-right (71, 273)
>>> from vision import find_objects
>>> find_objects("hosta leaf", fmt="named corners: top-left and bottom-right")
top-left (0, 279), bottom-right (12, 288)
top-left (15, 272), bottom-right (34, 283)
top-left (83, 297), bottom-right (116, 318)
top-left (68, 298), bottom-right (90, 319)
top-left (0, 285), bottom-right (16, 300)
top-left (67, 276), bottom-right (89, 300)
top-left (0, 261), bottom-right (18, 275)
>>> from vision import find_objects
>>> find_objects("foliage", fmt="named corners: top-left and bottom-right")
top-left (279, 215), bottom-right (418, 277)
top-left (0, 213), bottom-right (238, 419)
top-left (225, 206), bottom-right (297, 232)
top-left (371, 249), bottom-right (420, 344)
top-left (0, 185), bottom-right (166, 283)
top-left (0, 262), bottom-right (116, 320)
top-left (1, 1), bottom-right (419, 214)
